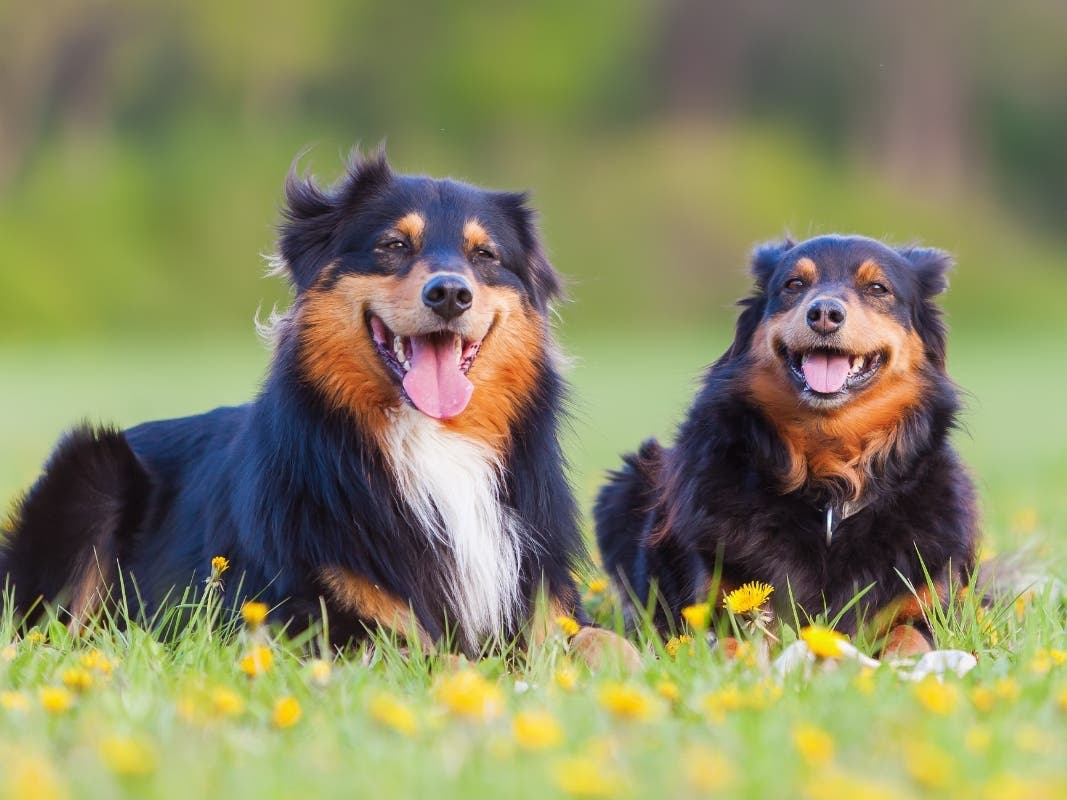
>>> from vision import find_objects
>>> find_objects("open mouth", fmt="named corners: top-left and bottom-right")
top-left (369, 315), bottom-right (484, 420)
top-left (782, 347), bottom-right (884, 398)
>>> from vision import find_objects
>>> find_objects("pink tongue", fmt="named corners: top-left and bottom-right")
top-left (402, 335), bottom-right (474, 419)
top-left (802, 352), bottom-right (851, 394)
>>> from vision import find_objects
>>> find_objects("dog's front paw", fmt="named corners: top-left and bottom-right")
top-left (881, 625), bottom-right (933, 660)
top-left (569, 627), bottom-right (643, 672)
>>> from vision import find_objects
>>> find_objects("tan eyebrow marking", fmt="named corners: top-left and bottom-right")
top-left (463, 219), bottom-right (492, 252)
top-left (855, 259), bottom-right (887, 286)
top-left (395, 212), bottom-right (425, 247)
top-left (794, 257), bottom-right (819, 284)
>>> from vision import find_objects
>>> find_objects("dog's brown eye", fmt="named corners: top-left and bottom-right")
top-left (867, 282), bottom-right (889, 296)
top-left (473, 248), bottom-right (497, 261)
top-left (378, 239), bottom-right (408, 252)
top-left (784, 278), bottom-right (806, 292)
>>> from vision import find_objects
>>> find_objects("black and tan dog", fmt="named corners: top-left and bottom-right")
top-left (1, 151), bottom-right (637, 666)
top-left (595, 235), bottom-right (978, 655)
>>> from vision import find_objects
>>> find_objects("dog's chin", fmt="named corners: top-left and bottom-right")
top-left (776, 343), bottom-right (886, 410)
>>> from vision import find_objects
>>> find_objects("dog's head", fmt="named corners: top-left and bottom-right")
top-left (742, 235), bottom-right (952, 412)
top-left (274, 151), bottom-right (561, 439)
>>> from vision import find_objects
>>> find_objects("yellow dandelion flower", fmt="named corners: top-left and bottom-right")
top-left (703, 684), bottom-right (745, 720)
top-left (853, 667), bottom-right (877, 696)
top-left (1031, 652), bottom-right (1052, 675)
top-left (555, 663), bottom-right (578, 692)
top-left (793, 723), bottom-right (835, 767)
top-left (6, 755), bottom-right (68, 800)
top-left (555, 615), bottom-right (581, 638)
top-left (39, 687), bottom-right (74, 714)
top-left (993, 677), bottom-right (1020, 702)
top-left (368, 691), bottom-right (419, 736)
top-left (903, 741), bottom-right (954, 789)
top-left (964, 725), bottom-right (992, 754)
top-left (970, 686), bottom-right (995, 713)
top-left (308, 659), bottom-right (332, 688)
top-left (272, 696), bottom-right (302, 728)
top-left (1015, 591), bottom-right (1035, 623)
top-left (434, 670), bottom-right (504, 721)
top-left (0, 691), bottom-right (29, 712)
top-left (681, 603), bottom-right (711, 630)
top-left (1, 644), bottom-right (15, 662)
top-left (800, 626), bottom-right (848, 658)
top-left (804, 770), bottom-right (900, 800)
top-left (175, 695), bottom-right (199, 724)
top-left (597, 682), bottom-right (657, 721)
top-left (26, 630), bottom-right (46, 646)
top-left (723, 581), bottom-right (774, 615)
top-left (79, 649), bottom-right (115, 675)
top-left (241, 601), bottom-right (269, 629)
top-left (239, 645), bottom-right (273, 677)
top-left (512, 709), bottom-right (563, 751)
top-left (682, 744), bottom-right (734, 792)
top-left (981, 776), bottom-right (1055, 800)
top-left (1030, 648), bottom-right (1066, 675)
top-left (1011, 507), bottom-right (1038, 533)
top-left (727, 639), bottom-right (759, 667)
top-left (913, 676), bottom-right (959, 715)
top-left (703, 682), bottom-right (780, 720)
top-left (1014, 724), bottom-right (1046, 753)
top-left (586, 578), bottom-right (608, 595)
top-left (552, 755), bottom-right (624, 797)
top-left (656, 680), bottom-right (680, 703)
top-left (61, 668), bottom-right (93, 693)
top-left (99, 736), bottom-right (158, 777)
top-left (664, 634), bottom-right (694, 658)
top-left (211, 687), bottom-right (244, 717)
top-left (210, 556), bottom-right (230, 575)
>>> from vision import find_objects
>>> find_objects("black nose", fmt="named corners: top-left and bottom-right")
top-left (806, 298), bottom-right (846, 334)
top-left (422, 274), bottom-right (473, 320)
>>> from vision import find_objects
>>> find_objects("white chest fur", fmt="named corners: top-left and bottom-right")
top-left (379, 406), bottom-right (522, 647)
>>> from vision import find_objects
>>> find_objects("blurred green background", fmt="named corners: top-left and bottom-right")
top-left (2, 0), bottom-right (1065, 548)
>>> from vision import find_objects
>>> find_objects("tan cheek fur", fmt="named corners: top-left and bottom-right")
top-left (746, 302), bottom-right (927, 500)
top-left (440, 289), bottom-right (544, 448)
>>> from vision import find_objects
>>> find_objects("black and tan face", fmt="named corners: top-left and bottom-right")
top-left (747, 236), bottom-right (951, 411)
top-left (277, 153), bottom-right (561, 439)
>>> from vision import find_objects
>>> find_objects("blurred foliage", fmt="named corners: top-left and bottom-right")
top-left (1, 0), bottom-right (1065, 340)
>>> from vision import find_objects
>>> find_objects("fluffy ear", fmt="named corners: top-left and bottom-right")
top-left (496, 191), bottom-right (563, 312)
top-left (899, 246), bottom-right (953, 298)
top-left (899, 246), bottom-right (953, 369)
top-left (750, 238), bottom-right (794, 290)
top-left (277, 149), bottom-right (393, 292)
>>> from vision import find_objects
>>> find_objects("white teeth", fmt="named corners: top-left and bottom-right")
top-left (402, 360), bottom-right (410, 372)
top-left (850, 356), bottom-right (866, 375)
top-left (393, 336), bottom-right (405, 363)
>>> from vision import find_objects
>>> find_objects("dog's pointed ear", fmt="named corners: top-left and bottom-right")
top-left (750, 238), bottom-right (794, 291)
top-left (497, 191), bottom-right (563, 312)
top-left (898, 246), bottom-right (953, 298)
top-left (277, 149), bottom-right (393, 292)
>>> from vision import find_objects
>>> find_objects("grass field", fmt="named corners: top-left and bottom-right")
top-left (1, 329), bottom-right (1065, 799)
